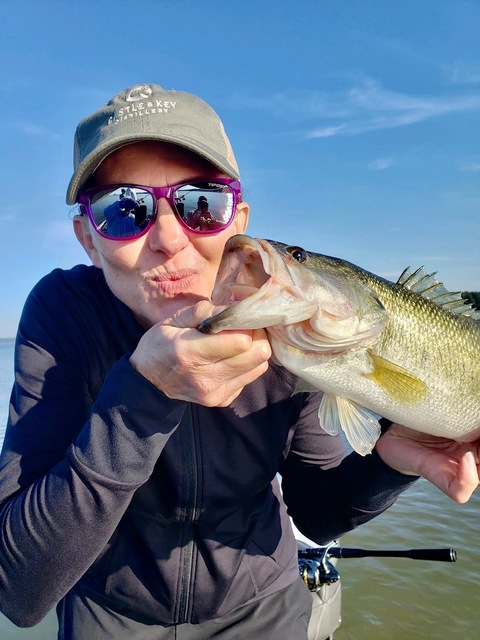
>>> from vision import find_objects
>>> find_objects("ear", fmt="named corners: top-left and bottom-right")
top-left (73, 215), bottom-right (102, 268)
top-left (232, 201), bottom-right (249, 234)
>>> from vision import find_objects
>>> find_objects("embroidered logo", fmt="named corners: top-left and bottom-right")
top-left (125, 85), bottom-right (153, 102)
top-left (108, 84), bottom-right (177, 125)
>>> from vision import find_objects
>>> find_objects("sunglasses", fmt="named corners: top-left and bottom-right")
top-left (77, 178), bottom-right (242, 240)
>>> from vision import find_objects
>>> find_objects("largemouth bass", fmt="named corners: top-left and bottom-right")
top-left (199, 235), bottom-right (480, 455)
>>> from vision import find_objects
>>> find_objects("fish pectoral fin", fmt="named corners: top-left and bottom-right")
top-left (319, 394), bottom-right (381, 456)
top-left (318, 394), bottom-right (342, 436)
top-left (365, 350), bottom-right (427, 404)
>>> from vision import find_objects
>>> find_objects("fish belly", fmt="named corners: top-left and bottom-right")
top-left (270, 338), bottom-right (480, 442)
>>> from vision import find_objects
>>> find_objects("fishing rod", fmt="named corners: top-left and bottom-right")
top-left (298, 541), bottom-right (456, 590)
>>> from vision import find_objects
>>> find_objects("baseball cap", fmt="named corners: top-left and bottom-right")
top-left (66, 83), bottom-right (239, 204)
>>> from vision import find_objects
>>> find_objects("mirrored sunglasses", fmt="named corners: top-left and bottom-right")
top-left (77, 178), bottom-right (241, 240)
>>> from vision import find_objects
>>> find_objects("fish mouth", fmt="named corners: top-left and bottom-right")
top-left (210, 235), bottom-right (289, 305)
top-left (199, 235), bottom-right (316, 333)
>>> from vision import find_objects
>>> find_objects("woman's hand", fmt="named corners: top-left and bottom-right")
top-left (129, 301), bottom-right (271, 407)
top-left (375, 424), bottom-right (480, 503)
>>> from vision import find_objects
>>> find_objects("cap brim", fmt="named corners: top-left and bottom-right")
top-left (66, 134), bottom-right (240, 205)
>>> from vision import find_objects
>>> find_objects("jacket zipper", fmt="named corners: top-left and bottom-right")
top-left (177, 405), bottom-right (199, 623)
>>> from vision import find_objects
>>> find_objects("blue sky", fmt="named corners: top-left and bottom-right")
top-left (0, 0), bottom-right (479, 337)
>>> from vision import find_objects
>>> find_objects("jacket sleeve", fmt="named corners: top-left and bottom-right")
top-left (0, 278), bottom-right (186, 627)
top-left (280, 392), bottom-right (417, 545)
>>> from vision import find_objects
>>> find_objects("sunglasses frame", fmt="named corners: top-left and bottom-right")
top-left (77, 177), bottom-right (242, 240)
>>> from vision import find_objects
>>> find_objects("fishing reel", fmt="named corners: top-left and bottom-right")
top-left (298, 541), bottom-right (340, 592)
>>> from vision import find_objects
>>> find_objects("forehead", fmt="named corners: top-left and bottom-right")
top-left (94, 141), bottom-right (221, 185)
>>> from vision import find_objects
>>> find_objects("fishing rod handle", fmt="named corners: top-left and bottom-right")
top-left (299, 547), bottom-right (457, 562)
top-left (407, 548), bottom-right (457, 562)
top-left (329, 547), bottom-right (457, 562)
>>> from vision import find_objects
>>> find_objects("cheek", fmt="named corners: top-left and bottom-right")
top-left (92, 241), bottom-right (146, 311)
top-left (200, 232), bottom-right (231, 264)
top-left (205, 215), bottom-right (248, 268)
top-left (91, 235), bottom-right (144, 272)
top-left (197, 232), bottom-right (240, 289)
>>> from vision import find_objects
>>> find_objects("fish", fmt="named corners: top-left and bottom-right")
top-left (199, 234), bottom-right (480, 455)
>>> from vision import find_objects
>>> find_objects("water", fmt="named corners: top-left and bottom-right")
top-left (0, 338), bottom-right (478, 638)
top-left (337, 483), bottom-right (480, 639)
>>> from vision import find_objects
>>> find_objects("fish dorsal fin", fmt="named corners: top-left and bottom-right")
top-left (397, 267), bottom-right (480, 319)
top-left (318, 393), bottom-right (381, 456)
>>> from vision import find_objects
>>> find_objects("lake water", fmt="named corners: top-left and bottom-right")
top-left (0, 338), bottom-right (478, 638)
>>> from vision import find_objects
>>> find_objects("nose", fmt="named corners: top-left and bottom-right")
top-left (147, 198), bottom-right (190, 256)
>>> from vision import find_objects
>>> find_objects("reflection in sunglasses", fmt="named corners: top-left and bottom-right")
top-left (79, 179), bottom-right (241, 240)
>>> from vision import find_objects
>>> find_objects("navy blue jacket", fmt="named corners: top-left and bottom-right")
top-left (0, 265), bottom-right (415, 627)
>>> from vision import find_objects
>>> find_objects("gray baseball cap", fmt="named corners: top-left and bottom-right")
top-left (66, 83), bottom-right (239, 204)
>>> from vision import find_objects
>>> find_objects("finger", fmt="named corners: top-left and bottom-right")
top-left (207, 329), bottom-right (271, 372)
top-left (150, 327), bottom-right (270, 405)
top-left (449, 451), bottom-right (479, 504)
top-left (426, 450), bottom-right (477, 504)
top-left (172, 327), bottom-right (268, 367)
top-left (191, 336), bottom-right (270, 393)
top-left (161, 304), bottom-right (269, 364)
top-left (165, 300), bottom-right (225, 329)
top-left (199, 359), bottom-right (270, 407)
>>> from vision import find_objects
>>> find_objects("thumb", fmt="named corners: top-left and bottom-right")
top-left (165, 300), bottom-right (225, 330)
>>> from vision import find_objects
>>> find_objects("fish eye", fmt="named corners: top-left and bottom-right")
top-left (287, 246), bottom-right (308, 263)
